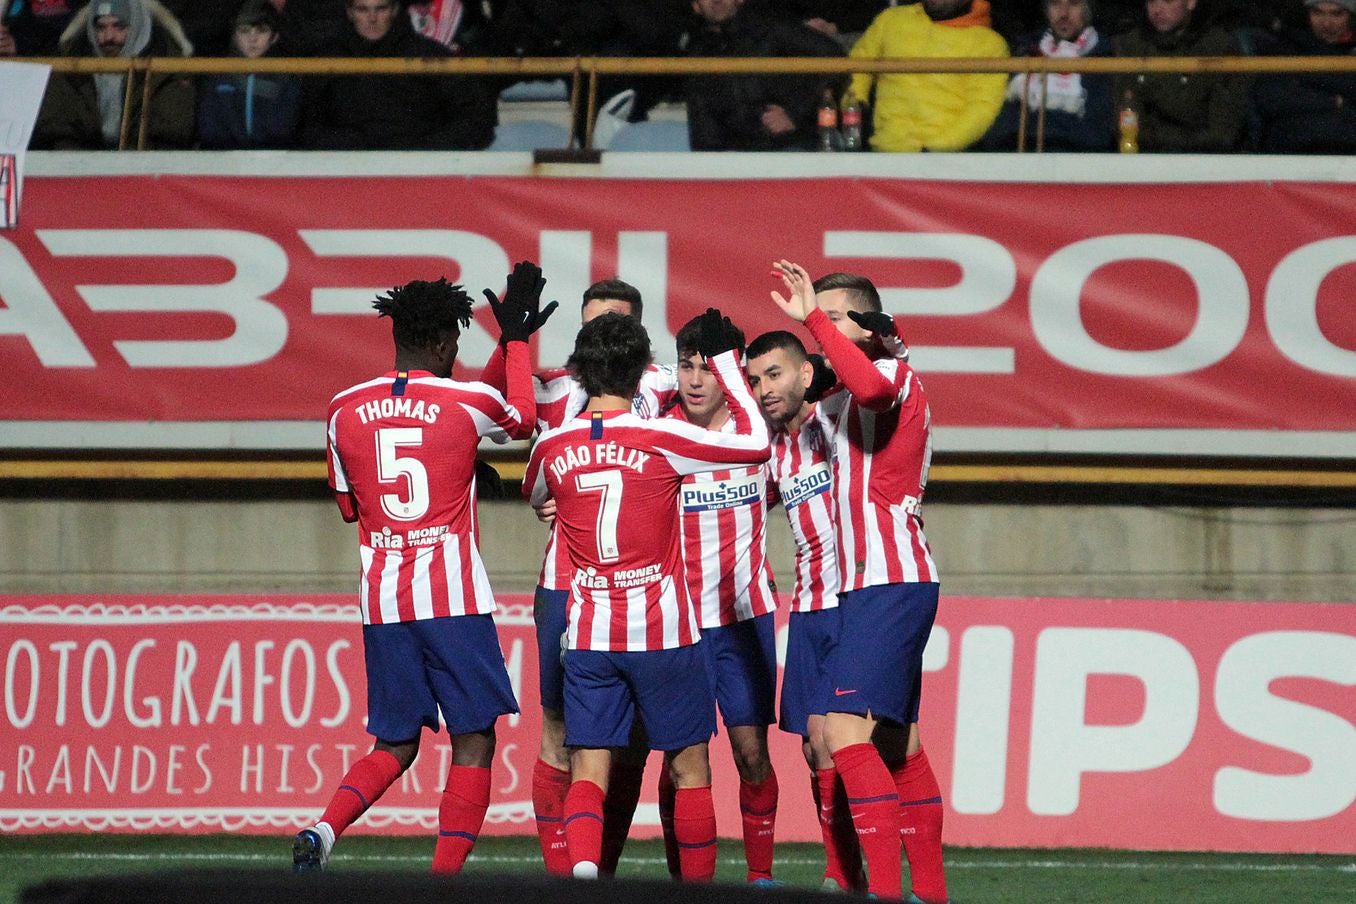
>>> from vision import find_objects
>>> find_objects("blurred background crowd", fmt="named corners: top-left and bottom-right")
top-left (3, 0), bottom-right (1351, 153)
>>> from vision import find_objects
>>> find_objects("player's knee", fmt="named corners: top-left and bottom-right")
top-left (730, 735), bottom-right (771, 782)
top-left (666, 746), bottom-right (711, 788)
top-left (374, 737), bottom-right (420, 772)
top-left (451, 726), bottom-right (497, 767)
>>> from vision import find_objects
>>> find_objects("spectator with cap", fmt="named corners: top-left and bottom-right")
top-left (847, 0), bottom-right (1010, 152)
top-left (31, 0), bottom-right (197, 149)
top-left (300, 0), bottom-right (494, 149)
top-left (1252, 0), bottom-right (1356, 153)
top-left (1113, 0), bottom-right (1249, 152)
top-left (980, 0), bottom-right (1117, 150)
top-left (197, 0), bottom-right (302, 148)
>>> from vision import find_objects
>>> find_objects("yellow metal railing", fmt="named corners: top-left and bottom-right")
top-left (20, 54), bottom-right (1356, 151)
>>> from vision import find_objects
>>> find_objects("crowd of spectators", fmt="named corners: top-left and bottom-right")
top-left (2, 0), bottom-right (1351, 152)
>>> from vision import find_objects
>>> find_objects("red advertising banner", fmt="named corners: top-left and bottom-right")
top-left (3, 594), bottom-right (1352, 853)
top-left (2, 157), bottom-right (1354, 455)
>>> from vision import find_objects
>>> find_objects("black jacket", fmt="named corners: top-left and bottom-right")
top-left (685, 15), bottom-right (845, 151)
top-left (301, 14), bottom-right (495, 150)
top-left (1252, 28), bottom-right (1356, 154)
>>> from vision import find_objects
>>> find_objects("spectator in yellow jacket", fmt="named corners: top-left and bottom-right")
top-left (849, 0), bottom-right (1010, 152)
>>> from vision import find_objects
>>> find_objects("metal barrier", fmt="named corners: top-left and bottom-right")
top-left (19, 53), bottom-right (1356, 151)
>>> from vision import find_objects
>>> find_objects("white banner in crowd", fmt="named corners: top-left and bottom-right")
top-left (0, 61), bottom-right (51, 228)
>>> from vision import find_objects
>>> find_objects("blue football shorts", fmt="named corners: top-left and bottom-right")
top-left (823, 582), bottom-right (939, 727)
top-left (563, 643), bottom-right (716, 751)
top-left (363, 613), bottom-right (519, 740)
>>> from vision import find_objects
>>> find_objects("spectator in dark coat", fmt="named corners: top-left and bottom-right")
top-left (197, 0), bottom-right (302, 148)
top-left (980, 0), bottom-right (1117, 150)
top-left (685, 0), bottom-right (846, 151)
top-left (300, 0), bottom-right (494, 149)
top-left (1252, 0), bottom-right (1356, 154)
top-left (2, 0), bottom-right (83, 55)
top-left (1114, 0), bottom-right (1249, 152)
top-left (32, 0), bottom-right (197, 149)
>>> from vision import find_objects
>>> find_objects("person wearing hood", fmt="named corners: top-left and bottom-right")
top-left (196, 0), bottom-right (302, 148)
top-left (299, 0), bottom-right (494, 150)
top-left (31, 0), bottom-right (196, 149)
top-left (980, 0), bottom-right (1117, 150)
top-left (847, 0), bottom-right (1010, 152)
top-left (1251, 0), bottom-right (1356, 154)
top-left (1112, 0), bottom-right (1249, 152)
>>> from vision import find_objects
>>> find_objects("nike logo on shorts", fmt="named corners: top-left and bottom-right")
top-left (834, 688), bottom-right (858, 696)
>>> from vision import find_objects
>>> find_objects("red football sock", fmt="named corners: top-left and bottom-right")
top-left (532, 759), bottom-right (572, 876)
top-left (657, 767), bottom-right (680, 879)
top-left (815, 767), bottom-right (865, 891)
top-left (740, 772), bottom-right (778, 881)
top-left (832, 742), bottom-right (902, 899)
top-left (320, 749), bottom-right (402, 836)
top-left (564, 780), bottom-right (606, 872)
top-left (431, 765), bottom-right (490, 875)
top-left (672, 786), bottom-right (717, 882)
top-left (893, 749), bottom-right (948, 904)
top-left (600, 757), bottom-right (647, 876)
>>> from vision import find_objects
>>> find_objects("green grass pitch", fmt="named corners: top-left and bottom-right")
top-left (1, 834), bottom-right (1352, 903)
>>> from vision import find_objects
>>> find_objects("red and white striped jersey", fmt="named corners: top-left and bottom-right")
top-left (481, 345), bottom-right (678, 592)
top-left (523, 351), bottom-right (769, 651)
top-left (534, 364), bottom-right (677, 591)
top-left (804, 309), bottom-right (938, 593)
top-left (327, 359), bottom-right (534, 625)
top-left (767, 407), bottom-right (840, 612)
top-left (664, 407), bottom-right (776, 627)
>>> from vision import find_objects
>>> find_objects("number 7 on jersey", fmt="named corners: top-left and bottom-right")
top-left (576, 469), bottom-right (622, 562)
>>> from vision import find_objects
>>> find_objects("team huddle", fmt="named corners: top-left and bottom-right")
top-left (309, 259), bottom-right (948, 903)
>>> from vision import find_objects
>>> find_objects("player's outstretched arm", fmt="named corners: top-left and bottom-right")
top-left (774, 260), bottom-right (907, 413)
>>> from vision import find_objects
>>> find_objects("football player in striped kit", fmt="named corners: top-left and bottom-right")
top-left (745, 329), bottom-right (866, 893)
top-left (297, 264), bottom-right (551, 875)
top-left (523, 309), bottom-right (769, 882)
top-left (480, 279), bottom-right (677, 876)
top-left (770, 261), bottom-right (950, 904)
top-left (659, 314), bottom-right (782, 885)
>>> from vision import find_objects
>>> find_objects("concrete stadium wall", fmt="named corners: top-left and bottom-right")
top-left (2, 497), bottom-right (1351, 602)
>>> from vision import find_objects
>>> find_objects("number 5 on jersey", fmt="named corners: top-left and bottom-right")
top-left (376, 427), bottom-right (430, 521)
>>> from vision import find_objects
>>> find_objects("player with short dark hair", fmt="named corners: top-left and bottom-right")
top-left (479, 277), bottom-right (675, 876)
top-left (745, 329), bottom-right (865, 892)
top-left (523, 309), bottom-right (770, 882)
top-left (581, 277), bottom-right (644, 319)
top-left (297, 264), bottom-right (552, 875)
top-left (770, 261), bottom-right (949, 904)
top-left (659, 312), bottom-right (782, 885)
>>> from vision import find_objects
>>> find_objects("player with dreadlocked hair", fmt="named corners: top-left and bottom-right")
top-left (300, 263), bottom-right (556, 875)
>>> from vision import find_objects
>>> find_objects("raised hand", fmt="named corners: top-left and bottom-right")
top-left (694, 307), bottom-right (744, 359)
top-left (846, 309), bottom-right (896, 337)
top-left (484, 260), bottom-right (556, 343)
top-left (770, 259), bottom-right (816, 322)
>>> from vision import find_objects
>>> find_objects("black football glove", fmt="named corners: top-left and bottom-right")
top-left (846, 309), bottom-right (896, 337)
top-left (484, 260), bottom-right (557, 344)
top-left (694, 307), bottom-right (744, 359)
top-left (805, 353), bottom-right (837, 403)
